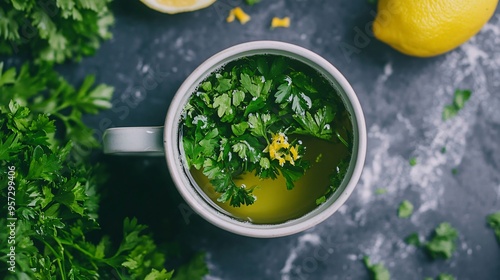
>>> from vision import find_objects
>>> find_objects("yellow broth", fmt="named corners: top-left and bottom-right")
top-left (190, 134), bottom-right (351, 224)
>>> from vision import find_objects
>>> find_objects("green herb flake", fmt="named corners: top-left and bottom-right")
top-left (363, 256), bottom-right (390, 280)
top-left (487, 212), bottom-right (500, 243)
top-left (375, 188), bottom-right (387, 195)
top-left (245, 0), bottom-right (262, 5)
top-left (425, 222), bottom-right (459, 259)
top-left (437, 274), bottom-right (456, 280)
top-left (442, 89), bottom-right (472, 120)
top-left (315, 153), bottom-right (323, 163)
top-left (409, 157), bottom-right (417, 166)
top-left (404, 233), bottom-right (421, 247)
top-left (398, 200), bottom-right (414, 218)
top-left (172, 252), bottom-right (209, 280)
top-left (425, 274), bottom-right (457, 280)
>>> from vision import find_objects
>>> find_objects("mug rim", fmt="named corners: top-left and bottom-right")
top-left (164, 41), bottom-right (366, 238)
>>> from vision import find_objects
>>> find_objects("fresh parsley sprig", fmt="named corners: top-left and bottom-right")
top-left (0, 62), bottom-right (113, 151)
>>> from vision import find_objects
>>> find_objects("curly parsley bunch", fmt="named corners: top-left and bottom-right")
top-left (0, 63), bottom-right (175, 279)
top-left (0, 0), bottom-right (114, 64)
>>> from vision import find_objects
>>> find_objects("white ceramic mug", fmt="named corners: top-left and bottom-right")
top-left (103, 41), bottom-right (367, 238)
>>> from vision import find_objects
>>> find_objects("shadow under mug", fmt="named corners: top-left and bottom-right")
top-left (103, 41), bottom-right (367, 238)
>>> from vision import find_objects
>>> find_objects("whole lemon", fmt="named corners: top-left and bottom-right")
top-left (373, 0), bottom-right (499, 57)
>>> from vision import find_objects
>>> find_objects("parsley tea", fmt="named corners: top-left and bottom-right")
top-left (180, 54), bottom-right (353, 224)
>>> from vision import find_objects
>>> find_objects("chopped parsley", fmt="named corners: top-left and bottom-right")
top-left (487, 212), bottom-right (500, 244)
top-left (405, 223), bottom-right (459, 260)
top-left (245, 0), bottom-right (262, 5)
top-left (375, 188), bottom-right (387, 195)
top-left (363, 256), bottom-right (390, 280)
top-left (398, 200), bottom-right (414, 218)
top-left (425, 223), bottom-right (459, 259)
top-left (404, 233), bottom-right (421, 247)
top-left (426, 274), bottom-right (456, 280)
top-left (442, 89), bottom-right (472, 120)
top-left (409, 157), bottom-right (417, 166)
top-left (181, 55), bottom-right (351, 207)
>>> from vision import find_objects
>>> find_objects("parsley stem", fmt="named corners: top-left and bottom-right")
top-left (335, 130), bottom-right (349, 148)
top-left (40, 239), bottom-right (67, 280)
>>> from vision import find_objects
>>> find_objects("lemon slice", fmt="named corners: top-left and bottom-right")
top-left (140, 0), bottom-right (216, 14)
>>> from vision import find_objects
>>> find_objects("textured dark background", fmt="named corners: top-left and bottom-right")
top-left (46, 0), bottom-right (500, 279)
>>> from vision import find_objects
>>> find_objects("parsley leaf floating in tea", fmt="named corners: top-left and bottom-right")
top-left (181, 55), bottom-right (352, 207)
top-left (442, 89), bottom-right (472, 120)
top-left (398, 200), bottom-right (414, 218)
top-left (363, 256), bottom-right (390, 280)
top-left (425, 222), bottom-right (459, 259)
top-left (316, 157), bottom-right (350, 205)
top-left (487, 212), bottom-right (500, 244)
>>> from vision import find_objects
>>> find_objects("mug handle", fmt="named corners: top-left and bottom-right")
top-left (103, 127), bottom-right (165, 156)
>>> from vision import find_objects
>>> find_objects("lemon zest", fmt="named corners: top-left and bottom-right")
top-left (271, 17), bottom-right (290, 28)
top-left (226, 9), bottom-right (235, 23)
top-left (228, 7), bottom-right (251, 24)
top-left (265, 133), bottom-right (301, 167)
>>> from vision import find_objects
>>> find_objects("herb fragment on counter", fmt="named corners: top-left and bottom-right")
top-left (425, 222), bottom-right (458, 259)
top-left (442, 89), bottom-right (472, 120)
top-left (363, 256), bottom-right (390, 280)
top-left (487, 212), bottom-right (500, 244)
top-left (375, 188), bottom-right (387, 195)
top-left (0, 0), bottom-right (114, 64)
top-left (172, 252), bottom-right (209, 280)
top-left (404, 233), bottom-right (421, 247)
top-left (425, 274), bottom-right (456, 280)
top-left (437, 274), bottom-right (456, 280)
top-left (409, 157), bottom-right (417, 166)
top-left (245, 0), bottom-right (262, 5)
top-left (398, 200), bottom-right (414, 218)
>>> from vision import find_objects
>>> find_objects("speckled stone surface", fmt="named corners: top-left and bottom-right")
top-left (63, 1), bottom-right (500, 279)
